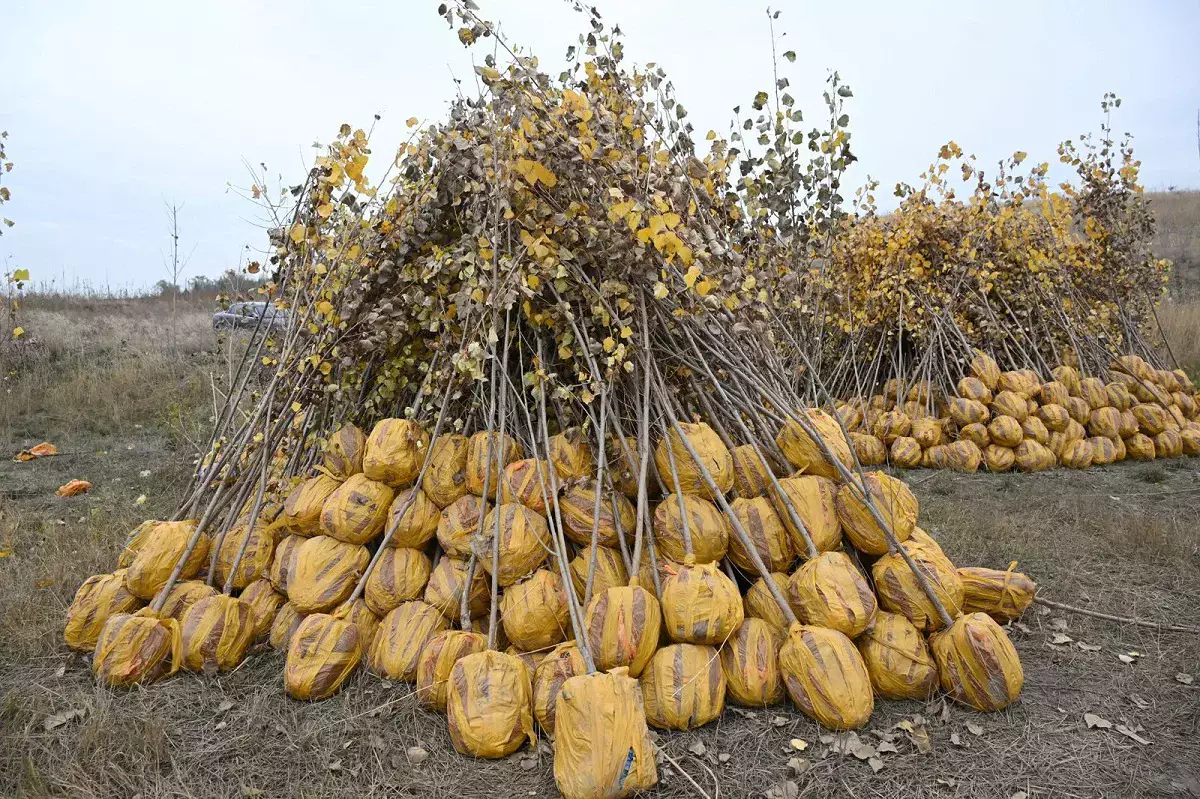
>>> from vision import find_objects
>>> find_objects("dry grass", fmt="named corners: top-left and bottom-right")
top-left (1152, 190), bottom-right (1200, 297)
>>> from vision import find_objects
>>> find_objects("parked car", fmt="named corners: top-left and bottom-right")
top-left (212, 301), bottom-right (289, 332)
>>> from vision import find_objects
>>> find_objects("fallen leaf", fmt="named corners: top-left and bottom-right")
top-left (1177, 673), bottom-right (1195, 685)
top-left (1084, 713), bottom-right (1112, 730)
top-left (1114, 724), bottom-right (1151, 745)
top-left (786, 757), bottom-right (810, 777)
top-left (936, 777), bottom-right (958, 788)
top-left (139, 470), bottom-right (152, 477)
top-left (520, 757), bottom-right (537, 771)
top-left (327, 759), bottom-right (342, 773)
top-left (1049, 632), bottom-right (1073, 645)
top-left (687, 740), bottom-right (707, 757)
top-left (771, 715), bottom-right (789, 727)
top-left (1011, 792), bottom-right (1029, 799)
top-left (215, 720), bottom-right (227, 731)
top-left (135, 495), bottom-right (148, 505)
top-left (1049, 617), bottom-right (1069, 631)
top-left (43, 708), bottom-right (85, 731)
top-left (788, 738), bottom-right (807, 751)
top-left (241, 787), bottom-right (265, 798)
top-left (907, 723), bottom-right (933, 754)
top-left (949, 732), bottom-right (968, 748)
top-left (875, 740), bottom-right (899, 754)
top-left (368, 735), bottom-right (386, 750)
top-left (217, 699), bottom-right (235, 714)
top-left (1077, 642), bottom-right (1102, 652)
top-left (966, 722), bottom-right (983, 736)
top-left (868, 756), bottom-right (884, 773)
top-left (1129, 694), bottom-right (1150, 709)
top-left (406, 747), bottom-right (428, 765)
top-left (35, 578), bottom-right (53, 589)
top-left (54, 664), bottom-right (66, 678)
top-left (56, 480), bottom-right (92, 497)
top-left (717, 753), bottom-right (730, 764)
top-left (849, 741), bottom-right (877, 761)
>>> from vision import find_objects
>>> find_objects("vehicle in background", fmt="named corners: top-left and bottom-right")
top-left (212, 301), bottom-right (289, 332)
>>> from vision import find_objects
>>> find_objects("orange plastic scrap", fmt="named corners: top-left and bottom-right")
top-left (56, 479), bottom-right (92, 497)
top-left (14, 441), bottom-right (58, 461)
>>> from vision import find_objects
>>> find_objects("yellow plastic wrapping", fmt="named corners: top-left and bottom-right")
top-left (849, 432), bottom-right (888, 466)
top-left (911, 417), bottom-right (943, 449)
top-left (872, 540), bottom-right (963, 632)
top-left (585, 585), bottom-right (662, 677)
top-left (269, 601), bottom-right (305, 651)
top-left (720, 617), bottom-right (785, 707)
top-left (362, 418), bottom-right (430, 488)
top-left (654, 422), bottom-right (734, 498)
top-left (323, 423), bottom-right (366, 480)
top-left (288, 536), bottom-right (370, 613)
top-left (1155, 428), bottom-right (1183, 458)
top-left (559, 479), bottom-right (636, 548)
top-left (653, 493), bottom-right (729, 564)
top-left (835, 401), bottom-right (865, 431)
top-left (319, 473), bottom-right (394, 545)
top-left (533, 641), bottom-right (586, 736)
top-left (500, 569), bottom-right (571, 652)
top-left (499, 458), bottom-right (553, 513)
top-left (990, 391), bottom-right (1028, 422)
top-left (608, 435), bottom-right (656, 498)
top-left (930, 612), bottom-right (1024, 711)
top-left (959, 563), bottom-right (1037, 621)
top-left (1021, 415), bottom-right (1050, 444)
top-left (641, 643), bottom-right (726, 730)
top-left (1036, 403), bottom-right (1071, 432)
top-left (1089, 436), bottom-right (1118, 465)
top-left (730, 443), bottom-right (772, 498)
top-left (569, 545), bottom-right (628, 603)
top-left (549, 427), bottom-right (594, 480)
top-left (943, 440), bottom-right (982, 472)
top-left (889, 437), bottom-right (922, 468)
top-left (660, 560), bottom-right (744, 645)
top-left (332, 597), bottom-right (381, 659)
top-left (424, 557), bottom-right (490, 619)
top-left (280, 475), bottom-right (342, 536)
top-left (212, 519), bottom-right (279, 591)
top-left (948, 398), bottom-right (990, 427)
top-left (553, 669), bottom-right (659, 799)
top-left (180, 594), bottom-right (256, 672)
top-left (466, 431), bottom-right (524, 496)
top-left (507, 645), bottom-right (550, 676)
top-left (1181, 425), bottom-right (1200, 456)
top-left (969, 350), bottom-right (1001, 391)
top-left (1087, 407), bottom-right (1122, 440)
top-left (856, 611), bottom-right (937, 700)
top-left (987, 416), bottom-right (1023, 448)
top-left (957, 376), bottom-right (993, 404)
top-left (367, 600), bottom-right (449, 681)
top-left (436, 495), bottom-right (489, 557)
top-left (363, 546), bottom-right (432, 615)
top-left (873, 409), bottom-right (912, 445)
top-left (1052, 363), bottom-right (1082, 394)
top-left (93, 610), bottom-right (182, 687)
top-left (958, 422), bottom-right (990, 448)
top-left (742, 572), bottom-right (792, 633)
top-left (285, 613), bottom-right (362, 700)
top-left (446, 650), bottom-right (536, 758)
top-left (983, 444), bottom-right (1015, 473)
top-left (1107, 383), bottom-right (1135, 411)
top-left (415, 629), bottom-right (488, 710)
top-left (269, 533), bottom-right (305, 593)
top-left (385, 486), bottom-right (440, 548)
top-left (1059, 438), bottom-right (1094, 468)
top-left (422, 434), bottom-right (470, 508)
top-left (1125, 432), bottom-right (1156, 461)
top-left (117, 520), bottom-right (156, 568)
top-left (788, 551), bottom-right (877, 637)
top-left (775, 409), bottom-right (853, 481)
top-left (779, 624), bottom-right (874, 730)
top-left (728, 496), bottom-right (794, 572)
top-left (834, 472), bottom-right (917, 556)
top-left (239, 577), bottom-right (285, 642)
top-left (476, 502), bottom-right (551, 587)
top-left (64, 570), bottom-right (144, 650)
top-left (124, 520), bottom-right (207, 600)
top-left (157, 579), bottom-right (216, 621)
top-left (1014, 439), bottom-right (1056, 472)
top-left (1040, 381), bottom-right (1069, 407)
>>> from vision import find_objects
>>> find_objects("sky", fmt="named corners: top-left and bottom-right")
top-left (2, 0), bottom-right (1198, 292)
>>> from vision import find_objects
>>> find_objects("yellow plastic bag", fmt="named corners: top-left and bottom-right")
top-left (500, 569), bottom-right (571, 652)
top-left (288, 536), bottom-right (369, 613)
top-left (788, 551), bottom-right (877, 638)
top-left (362, 418), bottom-right (430, 488)
top-left (719, 617), bottom-right (784, 707)
top-left (124, 520), bottom-right (207, 600)
top-left (983, 444), bottom-right (1015, 473)
top-left (553, 669), bottom-right (659, 799)
top-left (364, 547), bottom-right (431, 615)
top-left (180, 594), bottom-right (256, 672)
top-left (269, 601), bottom-right (305, 651)
top-left (779, 624), bottom-right (873, 731)
top-left (436, 495), bottom-right (489, 557)
top-left (280, 475), bottom-right (342, 536)
top-left (549, 428), bottom-right (594, 481)
top-left (239, 577), bottom-right (285, 642)
top-left (319, 473), bottom-right (394, 545)
top-left (508, 645), bottom-right (551, 676)
top-left (890, 437), bottom-right (922, 468)
top-left (729, 443), bottom-right (772, 498)
top-left (728, 496), bottom-right (794, 572)
top-left (386, 486), bottom-right (440, 548)
top-left (533, 641), bottom-right (586, 736)
top-left (446, 650), bottom-right (536, 758)
top-left (64, 570), bottom-right (143, 650)
top-left (742, 573), bottom-right (792, 633)
top-left (476, 502), bottom-right (551, 587)
top-left (584, 585), bottom-right (661, 677)
top-left (872, 540), bottom-right (963, 632)
top-left (323, 423), bottom-right (366, 480)
top-left (268, 534), bottom-right (304, 593)
top-left (559, 479), bottom-right (637, 548)
top-left (653, 493), bottom-right (729, 564)
top-left (422, 434), bottom-right (470, 508)
top-left (285, 613), bottom-right (362, 700)
top-left (332, 597), bottom-right (381, 659)
top-left (367, 600), bottom-right (449, 681)
top-left (659, 560), bottom-right (743, 645)
top-left (607, 435), bottom-right (656, 497)
top-left (424, 557), bottom-right (490, 619)
top-left (158, 579), bottom-right (216, 621)
top-left (958, 563), bottom-right (1037, 622)
top-left (775, 409), bottom-right (852, 481)
top-left (568, 545), bottom-right (628, 604)
top-left (856, 611), bottom-right (937, 700)
top-left (93, 609), bottom-right (181, 687)
top-left (641, 643), bottom-right (726, 730)
top-left (117, 520), bottom-right (157, 568)
top-left (212, 519), bottom-right (279, 591)
top-left (465, 431), bottom-right (524, 496)
top-left (655, 422), bottom-right (734, 498)
top-left (415, 629), bottom-right (488, 710)
top-left (930, 612), bottom-right (1024, 711)
top-left (769, 475), bottom-right (842, 554)
top-left (849, 432), bottom-right (888, 467)
top-left (969, 350), bottom-right (1001, 390)
top-left (499, 458), bottom-right (553, 513)
top-left (834, 472), bottom-right (917, 556)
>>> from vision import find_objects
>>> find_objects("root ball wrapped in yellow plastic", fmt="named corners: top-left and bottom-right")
top-left (319, 473), bottom-right (394, 545)
top-left (157, 579), bottom-right (216, 622)
top-left (549, 427), bottom-right (594, 481)
top-left (117, 520), bottom-right (157, 569)
top-left (323, 423), bottom-right (366, 480)
top-left (719, 617), bottom-right (784, 706)
top-left (1087, 407), bottom-right (1122, 440)
top-left (957, 375), bottom-right (993, 404)
top-left (446, 650), bottom-right (536, 758)
top-left (969, 351), bottom-right (1001, 391)
top-left (424, 557), bottom-right (490, 619)
top-left (742, 573), bottom-right (793, 633)
top-left (436, 495), bottom-right (488, 557)
top-left (730, 443), bottom-right (773, 498)
top-left (1060, 438), bottom-right (1095, 469)
top-left (660, 560), bottom-right (744, 645)
top-left (990, 391), bottom-right (1028, 422)
top-left (788, 551), bottom-right (877, 638)
top-left (568, 545), bottom-right (628, 604)
top-left (779, 624), bottom-right (873, 730)
top-left (653, 493), bottom-right (729, 564)
top-left (269, 534), bottom-right (305, 593)
top-left (769, 475), bottom-right (842, 555)
top-left (1014, 439), bottom-right (1056, 472)
top-left (910, 418), bottom-right (943, 449)
top-left (415, 629), bottom-right (488, 710)
top-left (983, 444), bottom-right (1015, 473)
top-left (1021, 415), bottom-right (1050, 445)
top-left (180, 594), bottom-right (257, 672)
top-left (64, 570), bottom-right (143, 650)
top-left (552, 669), bottom-right (659, 799)
top-left (368, 600), bottom-right (449, 681)
top-left (281, 475), bottom-right (342, 536)
top-left (585, 585), bottom-right (662, 677)
top-left (500, 569), bottom-right (571, 652)
top-left (288, 536), bottom-right (369, 614)
top-left (362, 418), bottom-right (430, 488)
top-left (949, 398), bottom-right (990, 427)
top-left (872, 541), bottom-right (963, 632)
top-left (849, 432), bottom-right (888, 467)
top-left (656, 421), bottom-right (734, 497)
top-left (835, 472), bottom-right (917, 556)
top-left (641, 643), bottom-right (726, 730)
top-left (1125, 432), bottom-right (1156, 461)
top-left (93, 610), bottom-right (181, 687)
top-left (856, 612), bottom-right (937, 700)
top-left (466, 431), bottom-right (524, 496)
top-left (363, 547), bottom-right (432, 615)
top-left (931, 612), bottom-right (1024, 711)
top-left (775, 409), bottom-right (853, 481)
top-left (476, 503), bottom-right (551, 587)
top-left (958, 563), bottom-right (1037, 621)
top-left (422, 434), bottom-right (470, 508)
top-left (239, 577), bottom-right (285, 641)
top-left (1154, 428), bottom-right (1183, 458)
top-left (728, 496), bottom-right (794, 573)
top-left (559, 480), bottom-right (637, 549)
top-left (385, 486), bottom-right (440, 549)
top-left (332, 598), bottom-right (381, 657)
top-left (269, 601), bottom-right (305, 651)
top-left (212, 520), bottom-right (279, 591)
top-left (498, 458), bottom-right (553, 513)
top-left (873, 410), bottom-right (912, 445)
top-left (533, 641), bottom-right (586, 736)
top-left (124, 520), bottom-right (207, 600)
top-left (889, 436), bottom-right (922, 468)
top-left (285, 613), bottom-right (362, 700)
top-left (987, 416), bottom-right (1023, 448)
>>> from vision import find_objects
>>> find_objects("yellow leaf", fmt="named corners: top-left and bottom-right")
top-left (315, 300), bottom-right (334, 315)
top-left (406, 117), bottom-right (419, 128)
top-left (317, 203), bottom-right (333, 219)
top-left (619, 326), bottom-right (633, 339)
top-left (684, 265), bottom-right (701, 288)
top-left (602, 337), bottom-right (616, 352)
top-left (12, 326), bottom-right (23, 339)
top-left (291, 401), bottom-right (303, 413)
top-left (289, 223), bottom-right (306, 244)
top-left (319, 361), bottom-right (332, 376)
top-left (653, 282), bottom-right (669, 300)
top-left (11, 268), bottom-right (29, 282)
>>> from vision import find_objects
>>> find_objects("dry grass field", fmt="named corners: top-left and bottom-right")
top-left (3, 214), bottom-right (1200, 797)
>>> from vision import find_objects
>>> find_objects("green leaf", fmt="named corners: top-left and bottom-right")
top-left (783, 50), bottom-right (796, 62)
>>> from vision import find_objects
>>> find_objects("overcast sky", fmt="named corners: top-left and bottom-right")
top-left (2, 0), bottom-right (1198, 292)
